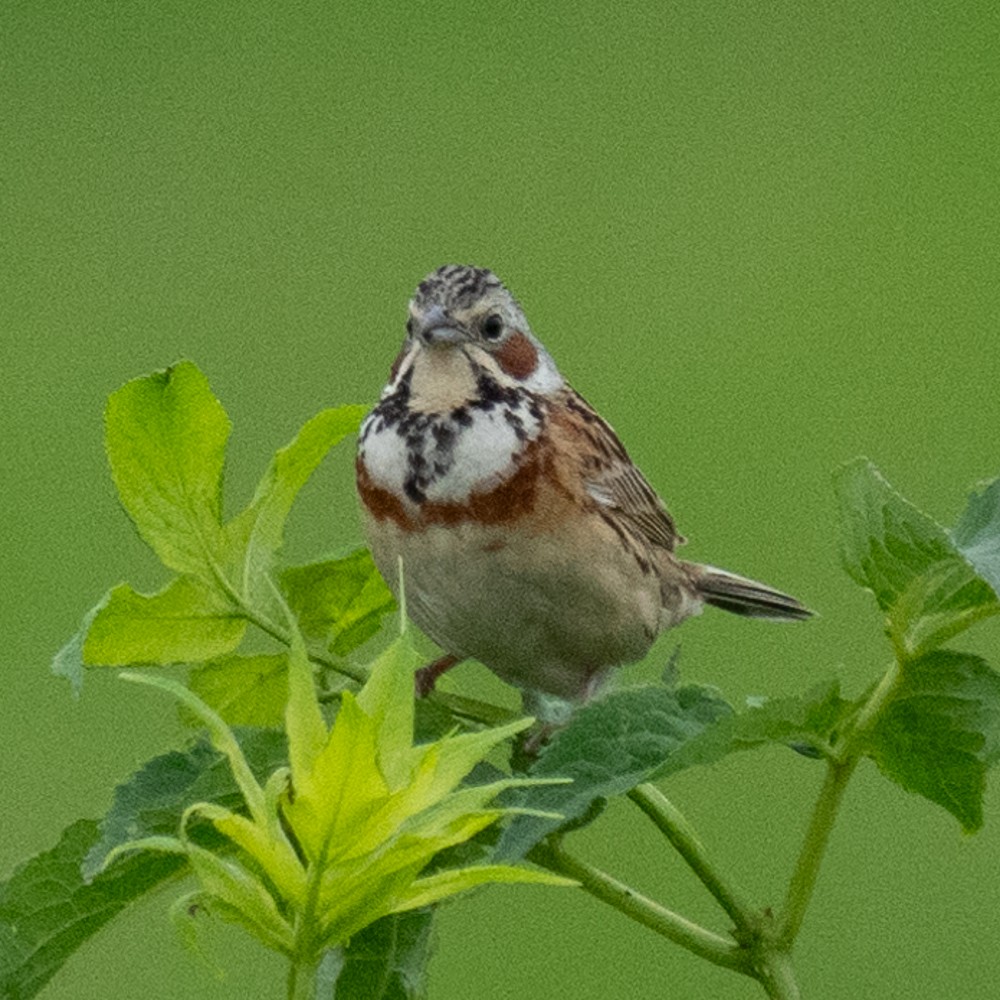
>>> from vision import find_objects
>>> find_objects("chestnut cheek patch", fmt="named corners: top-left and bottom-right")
top-left (494, 331), bottom-right (538, 380)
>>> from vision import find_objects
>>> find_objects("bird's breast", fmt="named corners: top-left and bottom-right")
top-left (357, 386), bottom-right (547, 522)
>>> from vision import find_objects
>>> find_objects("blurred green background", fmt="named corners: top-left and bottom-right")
top-left (4, 1), bottom-right (999, 997)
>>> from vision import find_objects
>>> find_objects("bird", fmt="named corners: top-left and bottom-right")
top-left (356, 264), bottom-right (811, 713)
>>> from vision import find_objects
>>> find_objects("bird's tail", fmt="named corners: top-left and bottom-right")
top-left (688, 564), bottom-right (813, 622)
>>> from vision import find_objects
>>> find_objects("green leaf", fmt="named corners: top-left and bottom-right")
top-left (328, 909), bottom-right (434, 1000)
top-left (225, 406), bottom-right (367, 606)
top-left (655, 680), bottom-right (852, 778)
top-left (83, 729), bottom-right (288, 881)
top-left (834, 459), bottom-right (1000, 657)
top-left (355, 636), bottom-right (421, 787)
top-left (82, 579), bottom-right (245, 667)
top-left (105, 362), bottom-right (229, 581)
top-left (52, 603), bottom-right (101, 694)
top-left (188, 654), bottom-right (288, 726)
top-left (393, 864), bottom-right (574, 913)
top-left (864, 651), bottom-right (1000, 832)
top-left (496, 684), bottom-right (733, 859)
top-left (0, 820), bottom-right (186, 1000)
top-left (119, 673), bottom-right (270, 827)
top-left (282, 549), bottom-right (396, 655)
top-left (952, 477), bottom-right (1000, 599)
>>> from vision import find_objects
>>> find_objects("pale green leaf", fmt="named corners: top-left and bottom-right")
top-left (189, 653), bottom-right (288, 726)
top-left (105, 362), bottom-right (229, 580)
top-left (953, 477), bottom-right (1000, 599)
top-left (834, 459), bottom-right (1000, 657)
top-left (497, 684), bottom-right (732, 859)
top-left (52, 603), bottom-right (100, 694)
top-left (654, 679), bottom-right (853, 776)
top-left (864, 650), bottom-right (1000, 832)
top-left (82, 578), bottom-right (245, 667)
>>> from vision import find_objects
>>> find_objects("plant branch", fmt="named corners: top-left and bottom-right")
top-left (287, 951), bottom-right (319, 1000)
top-left (777, 757), bottom-right (855, 948)
top-left (628, 783), bottom-right (758, 929)
top-left (528, 839), bottom-right (752, 976)
top-left (779, 657), bottom-right (903, 948)
top-left (755, 947), bottom-right (801, 1000)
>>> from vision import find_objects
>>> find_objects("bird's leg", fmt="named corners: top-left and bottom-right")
top-left (415, 653), bottom-right (461, 697)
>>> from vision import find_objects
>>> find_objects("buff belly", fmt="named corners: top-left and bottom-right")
top-left (361, 507), bottom-right (662, 701)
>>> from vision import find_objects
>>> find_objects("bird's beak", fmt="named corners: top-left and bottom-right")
top-left (413, 304), bottom-right (463, 346)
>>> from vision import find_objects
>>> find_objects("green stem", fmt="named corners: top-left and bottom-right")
top-left (430, 690), bottom-right (520, 727)
top-left (286, 951), bottom-right (319, 1000)
top-left (778, 757), bottom-right (855, 947)
top-left (528, 839), bottom-right (752, 976)
top-left (628, 784), bottom-right (758, 929)
top-left (756, 948), bottom-right (801, 1000)
top-left (842, 659), bottom-right (901, 754)
top-left (778, 657), bottom-right (903, 948)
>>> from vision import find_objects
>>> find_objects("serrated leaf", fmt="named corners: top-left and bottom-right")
top-left (654, 679), bottom-right (852, 778)
top-left (282, 549), bottom-right (396, 656)
top-left (834, 459), bottom-right (1000, 657)
top-left (0, 820), bottom-right (186, 1000)
top-left (496, 684), bottom-right (733, 859)
top-left (189, 654), bottom-right (288, 726)
top-left (864, 651), bottom-right (1000, 832)
top-left (84, 729), bottom-right (288, 880)
top-left (82, 578), bottom-right (245, 667)
top-left (953, 477), bottom-right (1000, 599)
top-left (105, 362), bottom-right (229, 580)
top-left (329, 909), bottom-right (433, 1000)
top-left (225, 406), bottom-right (367, 606)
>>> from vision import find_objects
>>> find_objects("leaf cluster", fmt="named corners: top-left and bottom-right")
top-left (3, 363), bottom-right (1000, 1000)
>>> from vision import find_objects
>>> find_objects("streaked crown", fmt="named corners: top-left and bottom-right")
top-left (398, 265), bottom-right (561, 394)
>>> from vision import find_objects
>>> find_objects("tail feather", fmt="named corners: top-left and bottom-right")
top-left (690, 564), bottom-right (813, 622)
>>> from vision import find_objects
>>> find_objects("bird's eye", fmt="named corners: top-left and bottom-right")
top-left (482, 314), bottom-right (504, 340)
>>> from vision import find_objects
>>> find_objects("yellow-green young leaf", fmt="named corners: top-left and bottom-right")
top-left (281, 549), bottom-right (396, 655)
top-left (184, 844), bottom-right (295, 956)
top-left (391, 865), bottom-right (575, 913)
top-left (189, 804), bottom-right (304, 906)
top-left (355, 636), bottom-right (422, 787)
top-left (105, 362), bottom-right (229, 580)
top-left (287, 693), bottom-right (388, 863)
top-left (317, 858), bottom-right (431, 949)
top-left (416, 717), bottom-right (535, 804)
top-left (83, 579), bottom-right (245, 667)
top-left (224, 406), bottom-right (368, 604)
top-left (284, 635), bottom-right (328, 788)
top-left (188, 654), bottom-right (288, 726)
